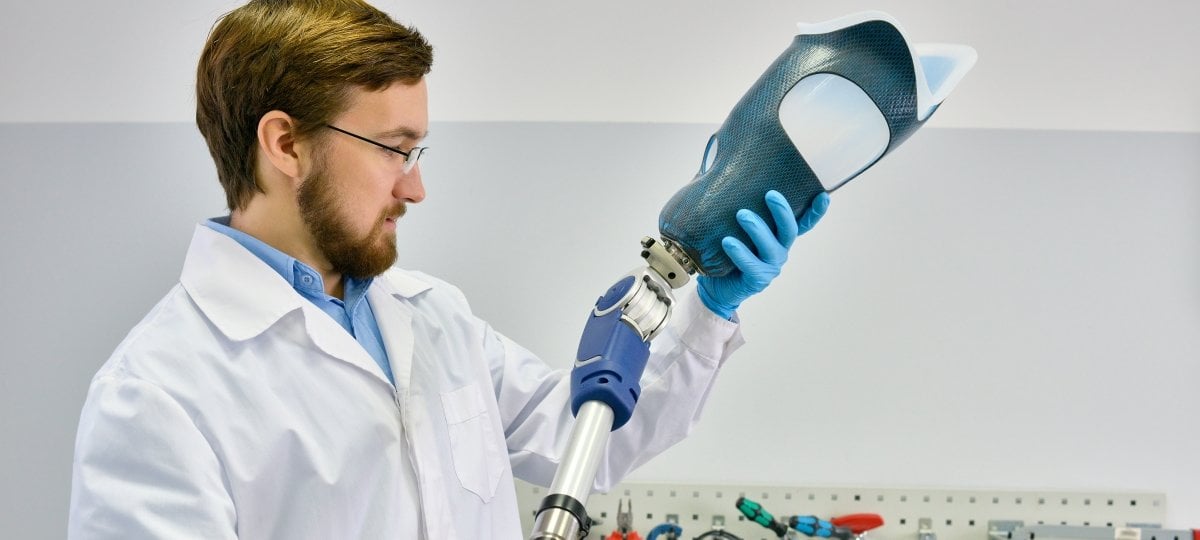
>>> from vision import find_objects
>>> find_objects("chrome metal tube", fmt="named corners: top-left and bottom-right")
top-left (530, 252), bottom-right (691, 540)
top-left (528, 507), bottom-right (580, 540)
top-left (549, 401), bottom-right (614, 500)
top-left (528, 401), bottom-right (615, 539)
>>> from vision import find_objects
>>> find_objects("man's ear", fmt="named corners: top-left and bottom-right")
top-left (257, 110), bottom-right (303, 180)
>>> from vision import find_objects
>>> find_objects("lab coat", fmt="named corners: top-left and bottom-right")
top-left (69, 225), bottom-right (744, 539)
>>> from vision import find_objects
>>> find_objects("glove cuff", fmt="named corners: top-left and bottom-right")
top-left (696, 277), bottom-right (739, 320)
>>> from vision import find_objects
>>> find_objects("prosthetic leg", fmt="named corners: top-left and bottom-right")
top-left (529, 12), bottom-right (975, 539)
top-left (659, 11), bottom-right (976, 277)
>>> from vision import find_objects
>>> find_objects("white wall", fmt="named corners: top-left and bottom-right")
top-left (1, 1), bottom-right (1198, 132)
top-left (2, 1), bottom-right (1198, 538)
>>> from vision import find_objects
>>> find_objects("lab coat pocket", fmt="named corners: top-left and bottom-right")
top-left (440, 382), bottom-right (505, 502)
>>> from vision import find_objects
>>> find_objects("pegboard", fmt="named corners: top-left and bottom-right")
top-left (515, 480), bottom-right (1166, 540)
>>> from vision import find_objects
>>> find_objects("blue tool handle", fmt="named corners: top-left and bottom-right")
top-left (647, 523), bottom-right (682, 540)
top-left (791, 516), bottom-right (854, 539)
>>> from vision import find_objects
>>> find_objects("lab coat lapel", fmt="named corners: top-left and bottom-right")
top-left (367, 270), bottom-right (461, 539)
top-left (366, 268), bottom-right (433, 399)
top-left (183, 225), bottom-right (392, 386)
top-left (181, 226), bottom-right (302, 341)
top-left (365, 283), bottom-right (414, 397)
top-left (300, 302), bottom-right (394, 386)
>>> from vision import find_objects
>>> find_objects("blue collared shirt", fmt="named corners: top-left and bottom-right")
top-left (204, 217), bottom-right (394, 385)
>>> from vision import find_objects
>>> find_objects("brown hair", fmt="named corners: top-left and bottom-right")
top-left (196, 0), bottom-right (433, 210)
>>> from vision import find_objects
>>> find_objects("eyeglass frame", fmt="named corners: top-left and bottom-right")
top-left (324, 124), bottom-right (427, 173)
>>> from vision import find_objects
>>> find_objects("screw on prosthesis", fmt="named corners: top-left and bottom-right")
top-left (639, 236), bottom-right (695, 289)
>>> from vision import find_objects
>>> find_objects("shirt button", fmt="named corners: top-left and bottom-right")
top-left (301, 275), bottom-right (313, 285)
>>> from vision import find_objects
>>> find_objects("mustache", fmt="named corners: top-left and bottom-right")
top-left (384, 203), bottom-right (407, 221)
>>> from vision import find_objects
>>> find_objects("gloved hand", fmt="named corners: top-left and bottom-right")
top-left (697, 190), bottom-right (830, 319)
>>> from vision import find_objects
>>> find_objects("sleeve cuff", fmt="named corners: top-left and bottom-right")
top-left (671, 286), bottom-right (746, 368)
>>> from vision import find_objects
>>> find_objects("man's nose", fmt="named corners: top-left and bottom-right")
top-left (395, 164), bottom-right (425, 203)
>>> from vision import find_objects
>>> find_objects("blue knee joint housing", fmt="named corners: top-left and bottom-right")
top-left (570, 276), bottom-right (651, 431)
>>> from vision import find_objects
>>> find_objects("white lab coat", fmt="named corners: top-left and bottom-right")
top-left (69, 225), bottom-right (743, 539)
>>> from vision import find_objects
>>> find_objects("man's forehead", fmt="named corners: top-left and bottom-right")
top-left (338, 80), bottom-right (428, 137)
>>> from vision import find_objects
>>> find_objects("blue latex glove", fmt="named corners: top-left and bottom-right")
top-left (697, 190), bottom-right (830, 319)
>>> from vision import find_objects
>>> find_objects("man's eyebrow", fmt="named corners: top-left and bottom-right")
top-left (377, 126), bottom-right (428, 141)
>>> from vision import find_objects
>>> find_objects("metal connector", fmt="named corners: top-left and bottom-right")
top-left (641, 237), bottom-right (695, 288)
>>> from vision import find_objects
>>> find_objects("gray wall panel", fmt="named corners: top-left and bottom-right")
top-left (0, 123), bottom-right (224, 539)
top-left (2, 122), bottom-right (1197, 536)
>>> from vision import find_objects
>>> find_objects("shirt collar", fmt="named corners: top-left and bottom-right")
top-left (204, 217), bottom-right (373, 309)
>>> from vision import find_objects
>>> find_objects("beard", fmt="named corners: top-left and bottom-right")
top-left (297, 158), bottom-right (405, 279)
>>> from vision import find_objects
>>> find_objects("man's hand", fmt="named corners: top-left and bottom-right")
top-left (697, 190), bottom-right (830, 319)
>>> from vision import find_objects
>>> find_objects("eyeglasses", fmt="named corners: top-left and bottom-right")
top-left (324, 124), bottom-right (427, 173)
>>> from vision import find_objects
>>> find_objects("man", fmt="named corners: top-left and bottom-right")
top-left (68, 1), bottom-right (828, 538)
